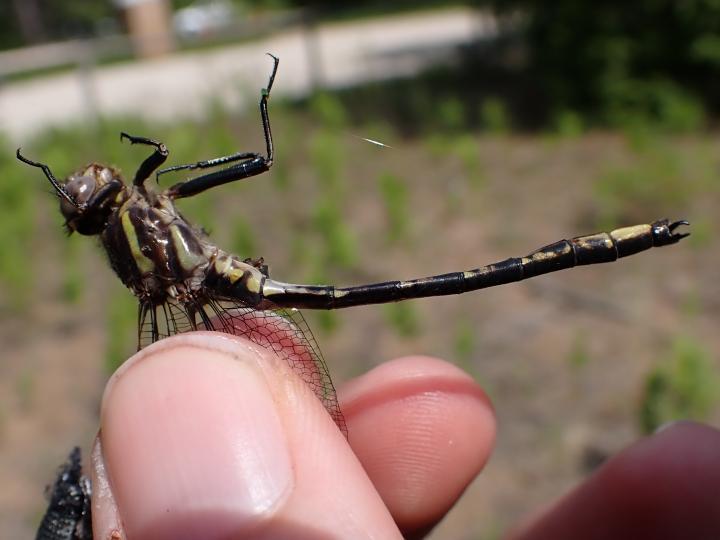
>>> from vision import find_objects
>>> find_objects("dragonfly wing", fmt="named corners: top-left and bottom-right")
top-left (137, 298), bottom-right (346, 436)
top-left (138, 300), bottom-right (195, 348)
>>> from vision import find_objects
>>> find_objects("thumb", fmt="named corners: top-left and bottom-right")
top-left (91, 333), bottom-right (400, 539)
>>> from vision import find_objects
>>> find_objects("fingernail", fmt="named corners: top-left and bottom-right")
top-left (100, 335), bottom-right (294, 539)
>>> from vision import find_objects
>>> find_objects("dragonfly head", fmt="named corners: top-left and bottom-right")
top-left (60, 163), bottom-right (123, 234)
top-left (17, 150), bottom-right (124, 235)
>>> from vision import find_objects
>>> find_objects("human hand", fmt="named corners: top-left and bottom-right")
top-left (90, 332), bottom-right (720, 539)
top-left (90, 332), bottom-right (495, 539)
top-left (506, 420), bottom-right (720, 539)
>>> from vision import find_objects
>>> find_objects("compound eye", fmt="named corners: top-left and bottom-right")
top-left (98, 167), bottom-right (114, 184)
top-left (66, 175), bottom-right (96, 206)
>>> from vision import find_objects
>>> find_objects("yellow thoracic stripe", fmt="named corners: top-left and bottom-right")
top-left (169, 225), bottom-right (204, 272)
top-left (122, 212), bottom-right (154, 274)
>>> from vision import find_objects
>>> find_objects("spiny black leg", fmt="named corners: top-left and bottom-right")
top-left (260, 52), bottom-right (278, 161)
top-left (165, 54), bottom-right (279, 200)
top-left (16, 149), bottom-right (77, 207)
top-left (120, 132), bottom-right (169, 186)
top-left (166, 155), bottom-right (271, 199)
top-left (156, 151), bottom-right (261, 180)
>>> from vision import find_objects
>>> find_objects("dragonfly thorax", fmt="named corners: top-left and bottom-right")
top-left (101, 188), bottom-right (216, 303)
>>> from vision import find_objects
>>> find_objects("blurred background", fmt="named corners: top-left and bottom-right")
top-left (1, 1), bottom-right (719, 538)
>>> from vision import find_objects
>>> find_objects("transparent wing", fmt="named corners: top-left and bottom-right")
top-left (138, 298), bottom-right (346, 435)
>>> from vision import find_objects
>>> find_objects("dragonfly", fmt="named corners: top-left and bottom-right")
top-left (21, 55), bottom-right (688, 540)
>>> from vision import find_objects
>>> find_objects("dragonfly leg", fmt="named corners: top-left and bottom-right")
top-left (243, 256), bottom-right (269, 276)
top-left (16, 149), bottom-right (77, 207)
top-left (165, 54), bottom-right (279, 200)
top-left (120, 132), bottom-right (169, 186)
top-left (156, 151), bottom-right (262, 179)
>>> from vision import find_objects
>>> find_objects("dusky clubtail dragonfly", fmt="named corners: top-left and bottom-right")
top-left (21, 55), bottom-right (689, 539)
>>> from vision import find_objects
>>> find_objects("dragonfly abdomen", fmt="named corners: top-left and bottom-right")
top-left (259, 219), bottom-right (687, 310)
top-left (204, 252), bottom-right (266, 306)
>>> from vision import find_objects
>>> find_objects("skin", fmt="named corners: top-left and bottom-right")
top-left (91, 333), bottom-right (720, 539)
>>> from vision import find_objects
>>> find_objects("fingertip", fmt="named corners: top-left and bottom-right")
top-left (342, 356), bottom-right (495, 535)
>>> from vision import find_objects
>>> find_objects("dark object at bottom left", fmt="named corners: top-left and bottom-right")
top-left (36, 448), bottom-right (92, 540)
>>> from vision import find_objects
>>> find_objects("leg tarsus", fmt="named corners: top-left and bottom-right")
top-left (260, 54), bottom-right (279, 162)
top-left (120, 132), bottom-right (163, 147)
top-left (120, 132), bottom-right (169, 185)
top-left (264, 53), bottom-right (279, 96)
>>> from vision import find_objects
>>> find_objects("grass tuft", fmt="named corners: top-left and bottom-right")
top-left (639, 336), bottom-right (719, 434)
